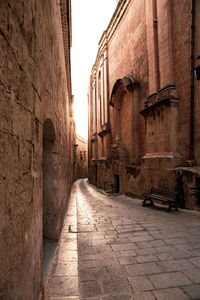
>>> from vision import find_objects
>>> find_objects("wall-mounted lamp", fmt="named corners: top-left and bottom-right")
top-left (194, 66), bottom-right (200, 80)
top-left (194, 56), bottom-right (200, 80)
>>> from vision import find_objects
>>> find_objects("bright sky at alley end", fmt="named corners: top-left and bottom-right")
top-left (71, 0), bottom-right (117, 140)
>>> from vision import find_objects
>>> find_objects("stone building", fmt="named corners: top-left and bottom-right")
top-left (0, 0), bottom-right (73, 299)
top-left (74, 134), bottom-right (88, 180)
top-left (88, 0), bottom-right (200, 209)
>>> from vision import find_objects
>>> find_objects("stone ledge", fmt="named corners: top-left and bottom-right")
top-left (175, 166), bottom-right (200, 176)
top-left (140, 84), bottom-right (180, 116)
top-left (142, 152), bottom-right (181, 159)
top-left (98, 123), bottom-right (111, 137)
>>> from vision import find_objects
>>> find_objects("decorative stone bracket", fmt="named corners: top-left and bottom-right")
top-left (140, 85), bottom-right (181, 167)
top-left (91, 133), bottom-right (97, 142)
top-left (140, 84), bottom-right (179, 115)
top-left (98, 122), bottom-right (111, 137)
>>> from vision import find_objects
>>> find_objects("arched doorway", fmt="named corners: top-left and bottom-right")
top-left (42, 119), bottom-right (58, 288)
top-left (42, 119), bottom-right (57, 239)
top-left (109, 76), bottom-right (139, 193)
top-left (110, 75), bottom-right (140, 161)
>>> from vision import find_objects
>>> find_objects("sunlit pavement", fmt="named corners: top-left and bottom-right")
top-left (49, 179), bottom-right (200, 300)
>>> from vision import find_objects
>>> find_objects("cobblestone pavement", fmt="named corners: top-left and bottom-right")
top-left (49, 179), bottom-right (200, 300)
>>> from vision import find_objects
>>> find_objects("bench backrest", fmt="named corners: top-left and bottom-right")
top-left (151, 187), bottom-right (177, 199)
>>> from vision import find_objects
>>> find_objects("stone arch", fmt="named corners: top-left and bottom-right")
top-left (110, 75), bottom-right (138, 105)
top-left (42, 119), bottom-right (57, 240)
top-left (110, 76), bottom-right (139, 158)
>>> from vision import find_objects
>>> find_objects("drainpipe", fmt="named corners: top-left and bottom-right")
top-left (190, 0), bottom-right (195, 160)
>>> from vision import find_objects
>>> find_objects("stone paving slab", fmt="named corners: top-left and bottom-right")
top-left (125, 262), bottom-right (163, 276)
top-left (157, 258), bottom-right (195, 272)
top-left (49, 179), bottom-right (200, 300)
top-left (101, 278), bottom-right (133, 295)
top-left (51, 277), bottom-right (79, 297)
top-left (152, 287), bottom-right (191, 300)
top-left (131, 292), bottom-right (156, 300)
top-left (79, 280), bottom-right (101, 298)
top-left (135, 254), bottom-right (158, 263)
top-left (79, 267), bottom-right (110, 282)
top-left (54, 261), bottom-right (78, 277)
top-left (183, 285), bottom-right (200, 299)
top-left (50, 297), bottom-right (80, 300)
top-left (149, 271), bottom-right (192, 288)
top-left (102, 296), bottom-right (132, 300)
top-left (182, 268), bottom-right (200, 284)
top-left (128, 276), bottom-right (154, 292)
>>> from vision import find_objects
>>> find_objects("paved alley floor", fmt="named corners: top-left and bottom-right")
top-left (49, 179), bottom-right (200, 300)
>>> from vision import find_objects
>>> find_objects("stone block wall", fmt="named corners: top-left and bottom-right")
top-left (0, 1), bottom-right (73, 299)
top-left (88, 0), bottom-right (200, 210)
top-left (172, 0), bottom-right (193, 159)
top-left (74, 135), bottom-right (88, 180)
top-left (194, 0), bottom-right (200, 165)
top-left (108, 0), bottom-right (147, 155)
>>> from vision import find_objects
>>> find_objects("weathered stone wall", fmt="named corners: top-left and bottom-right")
top-left (88, 0), bottom-right (200, 210)
top-left (0, 1), bottom-right (73, 299)
top-left (108, 0), bottom-right (147, 154)
top-left (194, 0), bottom-right (200, 165)
top-left (74, 135), bottom-right (88, 180)
top-left (172, 0), bottom-right (192, 159)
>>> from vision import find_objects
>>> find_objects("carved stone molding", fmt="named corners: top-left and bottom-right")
top-left (91, 133), bottom-right (97, 142)
top-left (140, 84), bottom-right (179, 116)
top-left (98, 122), bottom-right (111, 137)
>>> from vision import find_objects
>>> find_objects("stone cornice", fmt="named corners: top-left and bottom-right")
top-left (140, 84), bottom-right (180, 116)
top-left (97, 123), bottom-right (111, 137)
top-left (94, 0), bottom-right (132, 67)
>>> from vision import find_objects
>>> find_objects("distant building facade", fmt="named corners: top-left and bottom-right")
top-left (74, 135), bottom-right (88, 180)
top-left (88, 0), bottom-right (200, 209)
top-left (0, 0), bottom-right (74, 299)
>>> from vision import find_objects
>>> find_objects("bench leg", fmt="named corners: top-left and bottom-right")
top-left (169, 201), bottom-right (178, 212)
top-left (142, 196), bottom-right (154, 207)
top-left (168, 201), bottom-right (178, 212)
top-left (174, 203), bottom-right (178, 211)
top-left (167, 201), bottom-right (171, 212)
top-left (142, 197), bottom-right (147, 207)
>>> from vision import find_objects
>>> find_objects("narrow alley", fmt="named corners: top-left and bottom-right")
top-left (49, 179), bottom-right (200, 300)
top-left (1, 1), bottom-right (200, 299)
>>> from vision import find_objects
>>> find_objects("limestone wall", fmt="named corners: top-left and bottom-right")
top-left (194, 0), bottom-right (200, 165)
top-left (0, 1), bottom-right (73, 299)
top-left (88, 0), bottom-right (200, 210)
top-left (108, 0), bottom-right (147, 155)
top-left (74, 135), bottom-right (88, 180)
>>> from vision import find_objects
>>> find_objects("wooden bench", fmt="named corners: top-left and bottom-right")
top-left (142, 187), bottom-right (178, 212)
